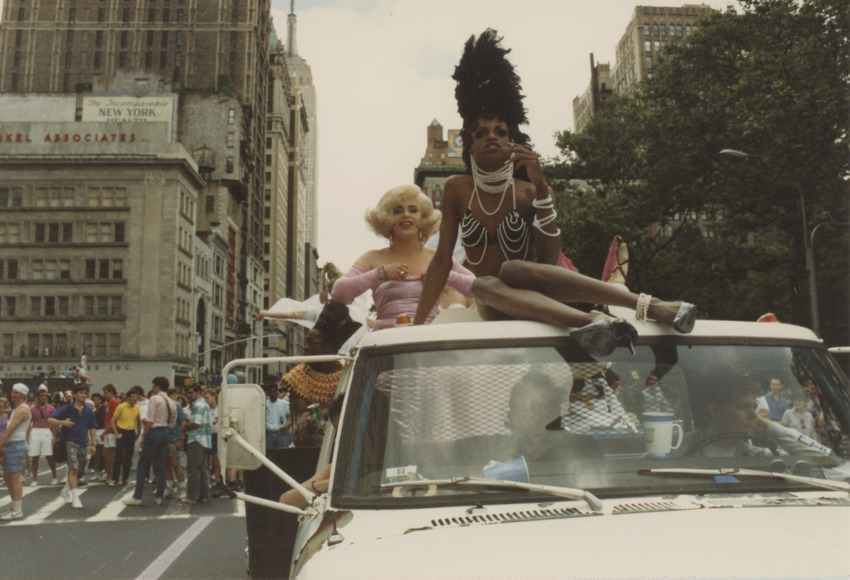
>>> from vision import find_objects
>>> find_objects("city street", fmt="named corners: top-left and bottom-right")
top-left (1, 464), bottom-right (249, 579)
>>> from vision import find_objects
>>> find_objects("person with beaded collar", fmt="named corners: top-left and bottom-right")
top-left (415, 29), bottom-right (696, 355)
top-left (282, 302), bottom-right (362, 446)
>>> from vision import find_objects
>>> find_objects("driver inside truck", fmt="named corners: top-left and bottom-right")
top-left (501, 371), bottom-right (602, 466)
top-left (685, 373), bottom-right (831, 458)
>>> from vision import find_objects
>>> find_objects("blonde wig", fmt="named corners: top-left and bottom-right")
top-left (364, 185), bottom-right (441, 241)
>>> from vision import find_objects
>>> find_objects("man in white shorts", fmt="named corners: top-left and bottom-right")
top-left (27, 388), bottom-right (59, 486)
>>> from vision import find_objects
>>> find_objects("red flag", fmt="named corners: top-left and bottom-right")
top-left (602, 235), bottom-right (628, 284)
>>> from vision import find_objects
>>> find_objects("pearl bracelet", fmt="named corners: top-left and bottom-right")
top-left (635, 293), bottom-right (652, 322)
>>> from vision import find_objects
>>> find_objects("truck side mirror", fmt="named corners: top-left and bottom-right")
top-left (219, 383), bottom-right (266, 470)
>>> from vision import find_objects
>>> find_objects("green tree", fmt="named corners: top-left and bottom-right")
top-left (550, 0), bottom-right (849, 345)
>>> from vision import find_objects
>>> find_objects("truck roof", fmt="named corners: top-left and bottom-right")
top-left (354, 315), bottom-right (821, 350)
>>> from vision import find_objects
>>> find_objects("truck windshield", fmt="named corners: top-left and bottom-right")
top-left (334, 340), bottom-right (850, 507)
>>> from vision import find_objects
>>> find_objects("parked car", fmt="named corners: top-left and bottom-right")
top-left (221, 313), bottom-right (850, 580)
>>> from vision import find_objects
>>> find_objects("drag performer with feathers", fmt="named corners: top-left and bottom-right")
top-left (414, 29), bottom-right (696, 356)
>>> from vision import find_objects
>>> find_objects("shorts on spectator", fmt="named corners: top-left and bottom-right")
top-left (167, 442), bottom-right (179, 458)
top-left (210, 433), bottom-right (218, 456)
top-left (4, 440), bottom-right (29, 473)
top-left (66, 441), bottom-right (88, 471)
top-left (28, 428), bottom-right (54, 457)
top-left (103, 433), bottom-right (117, 448)
top-left (95, 429), bottom-right (105, 446)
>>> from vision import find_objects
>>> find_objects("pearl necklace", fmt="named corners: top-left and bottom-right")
top-left (470, 155), bottom-right (514, 216)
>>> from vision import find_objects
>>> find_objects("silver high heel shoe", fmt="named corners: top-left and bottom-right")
top-left (570, 319), bottom-right (637, 357)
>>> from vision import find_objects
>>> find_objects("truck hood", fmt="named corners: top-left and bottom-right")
top-left (294, 496), bottom-right (850, 580)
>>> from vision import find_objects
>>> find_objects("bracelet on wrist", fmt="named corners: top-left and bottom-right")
top-left (532, 197), bottom-right (555, 209)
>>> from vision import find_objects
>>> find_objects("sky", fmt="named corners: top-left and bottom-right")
top-left (269, 0), bottom-right (735, 271)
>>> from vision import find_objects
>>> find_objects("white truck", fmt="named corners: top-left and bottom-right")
top-left (219, 311), bottom-right (850, 579)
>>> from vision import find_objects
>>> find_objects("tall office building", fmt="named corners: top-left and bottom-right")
top-left (283, 3), bottom-right (318, 302)
top-left (0, 1), bottom-right (278, 385)
top-left (573, 4), bottom-right (714, 132)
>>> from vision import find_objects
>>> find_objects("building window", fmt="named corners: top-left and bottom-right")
top-left (163, 9), bottom-right (170, 23)
top-left (161, 32), bottom-right (168, 48)
top-left (0, 223), bottom-right (21, 244)
top-left (18, 7), bottom-right (25, 21)
top-left (98, 8), bottom-right (105, 22)
top-left (175, 52), bottom-right (182, 68)
top-left (229, 52), bottom-right (236, 71)
top-left (226, 132), bottom-right (235, 148)
top-left (34, 223), bottom-right (73, 244)
top-left (0, 260), bottom-right (18, 280)
top-left (96, 30), bottom-right (104, 47)
top-left (66, 31), bottom-right (74, 48)
top-left (0, 188), bottom-right (23, 208)
top-left (176, 31), bottom-right (183, 47)
top-left (228, 108), bottom-right (236, 124)
top-left (178, 9), bottom-right (185, 22)
top-left (69, 8), bottom-right (76, 22)
top-left (149, 9), bottom-right (155, 23)
top-left (121, 31), bottom-right (129, 48)
top-left (646, 56), bottom-right (653, 69)
top-left (160, 52), bottom-right (167, 68)
top-left (119, 52), bottom-right (127, 67)
top-left (65, 52), bottom-right (72, 68)
top-left (145, 52), bottom-right (152, 69)
top-left (123, 9), bottom-right (130, 23)
top-left (226, 157), bottom-right (234, 173)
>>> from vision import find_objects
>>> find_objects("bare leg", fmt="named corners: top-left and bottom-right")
top-left (472, 275), bottom-right (605, 327)
top-left (103, 448), bottom-right (115, 481)
top-left (31, 457), bottom-right (39, 483)
top-left (498, 261), bottom-right (687, 325)
top-left (67, 469), bottom-right (79, 490)
top-left (6, 472), bottom-right (23, 502)
top-left (47, 455), bottom-right (57, 479)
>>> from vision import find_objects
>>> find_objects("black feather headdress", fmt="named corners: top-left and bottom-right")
top-left (453, 29), bottom-right (530, 167)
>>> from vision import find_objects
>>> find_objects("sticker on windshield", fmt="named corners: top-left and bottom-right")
top-left (385, 465), bottom-right (419, 483)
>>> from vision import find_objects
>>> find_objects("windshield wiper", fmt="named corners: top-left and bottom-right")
top-left (639, 467), bottom-right (850, 492)
top-left (379, 477), bottom-right (603, 512)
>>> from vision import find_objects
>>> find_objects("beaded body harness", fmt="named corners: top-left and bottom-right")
top-left (460, 156), bottom-right (531, 265)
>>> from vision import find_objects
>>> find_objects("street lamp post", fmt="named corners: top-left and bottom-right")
top-left (719, 149), bottom-right (820, 335)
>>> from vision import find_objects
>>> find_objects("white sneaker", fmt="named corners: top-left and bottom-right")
top-left (60, 489), bottom-right (72, 504)
top-left (71, 497), bottom-right (83, 509)
top-left (154, 498), bottom-right (164, 506)
top-left (50, 477), bottom-right (59, 485)
top-left (30, 480), bottom-right (38, 487)
top-left (122, 497), bottom-right (143, 506)
top-left (0, 510), bottom-right (23, 521)
top-left (61, 476), bottom-right (67, 484)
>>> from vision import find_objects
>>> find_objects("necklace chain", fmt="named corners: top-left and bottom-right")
top-left (471, 155), bottom-right (514, 216)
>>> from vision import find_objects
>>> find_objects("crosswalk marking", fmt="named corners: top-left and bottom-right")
top-left (26, 488), bottom-right (88, 524)
top-left (1, 486), bottom-right (245, 527)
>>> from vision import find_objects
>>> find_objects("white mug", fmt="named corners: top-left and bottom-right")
top-left (643, 412), bottom-right (683, 458)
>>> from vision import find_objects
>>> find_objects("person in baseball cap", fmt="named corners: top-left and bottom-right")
top-left (0, 383), bottom-right (33, 520)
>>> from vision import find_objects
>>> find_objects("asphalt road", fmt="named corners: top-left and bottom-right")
top-left (1, 465), bottom-right (250, 580)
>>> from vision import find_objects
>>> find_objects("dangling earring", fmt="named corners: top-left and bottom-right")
top-left (389, 227), bottom-right (394, 246)
top-left (418, 228), bottom-right (424, 246)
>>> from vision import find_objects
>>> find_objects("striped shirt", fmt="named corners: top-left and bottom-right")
top-left (188, 398), bottom-right (212, 449)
